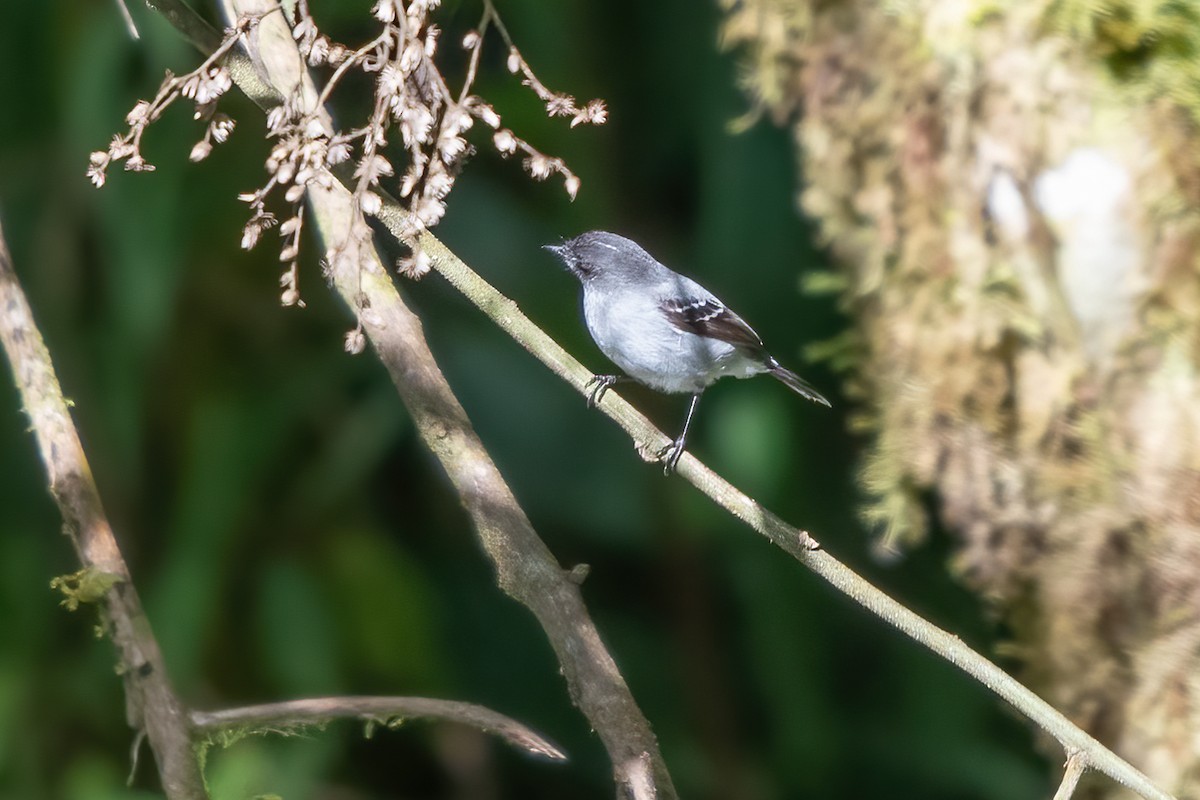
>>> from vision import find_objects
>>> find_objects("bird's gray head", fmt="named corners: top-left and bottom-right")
top-left (542, 231), bottom-right (654, 283)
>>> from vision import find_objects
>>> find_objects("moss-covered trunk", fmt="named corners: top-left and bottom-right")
top-left (721, 1), bottom-right (1200, 796)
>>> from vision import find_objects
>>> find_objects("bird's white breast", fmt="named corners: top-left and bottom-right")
top-left (582, 284), bottom-right (744, 394)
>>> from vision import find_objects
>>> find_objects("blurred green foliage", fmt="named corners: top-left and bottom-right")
top-left (0, 1), bottom-right (1047, 798)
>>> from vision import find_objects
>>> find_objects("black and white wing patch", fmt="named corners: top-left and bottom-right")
top-left (661, 296), bottom-right (768, 357)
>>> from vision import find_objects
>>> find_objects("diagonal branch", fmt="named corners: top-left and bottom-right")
top-left (0, 221), bottom-right (205, 797)
top-left (404, 229), bottom-right (1176, 800)
top-left (310, 177), bottom-right (676, 800)
top-left (399, 229), bottom-right (1176, 800)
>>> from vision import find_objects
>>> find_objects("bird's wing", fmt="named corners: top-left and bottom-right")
top-left (660, 296), bottom-right (767, 357)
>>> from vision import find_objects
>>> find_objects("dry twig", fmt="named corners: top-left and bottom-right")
top-left (1054, 751), bottom-right (1089, 800)
top-left (191, 696), bottom-right (566, 761)
top-left (0, 221), bottom-right (205, 797)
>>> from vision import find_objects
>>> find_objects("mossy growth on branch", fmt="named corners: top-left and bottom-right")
top-left (1043, 0), bottom-right (1200, 125)
top-left (49, 567), bottom-right (123, 611)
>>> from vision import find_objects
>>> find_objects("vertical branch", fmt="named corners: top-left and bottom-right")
top-left (316, 222), bottom-right (676, 799)
top-left (215, 1), bottom-right (677, 796)
top-left (0, 220), bottom-right (206, 799)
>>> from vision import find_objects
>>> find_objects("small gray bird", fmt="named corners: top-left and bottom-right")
top-left (545, 230), bottom-right (830, 474)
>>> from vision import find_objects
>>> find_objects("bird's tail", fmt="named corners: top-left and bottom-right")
top-left (768, 363), bottom-right (831, 408)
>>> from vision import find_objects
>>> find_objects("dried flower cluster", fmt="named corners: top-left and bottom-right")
top-left (88, 0), bottom-right (606, 320)
top-left (267, 0), bottom-right (605, 294)
top-left (86, 15), bottom-right (260, 187)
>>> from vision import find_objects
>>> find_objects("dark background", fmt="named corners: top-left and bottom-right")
top-left (0, 1), bottom-right (1046, 798)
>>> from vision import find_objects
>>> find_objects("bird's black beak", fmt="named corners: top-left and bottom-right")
top-left (543, 242), bottom-right (574, 269)
top-left (544, 240), bottom-right (586, 279)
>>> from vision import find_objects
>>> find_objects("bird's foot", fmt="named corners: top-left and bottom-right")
top-left (656, 437), bottom-right (686, 476)
top-left (585, 375), bottom-right (622, 408)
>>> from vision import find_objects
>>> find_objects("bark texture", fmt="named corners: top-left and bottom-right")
top-left (720, 2), bottom-right (1200, 796)
top-left (0, 222), bottom-right (205, 797)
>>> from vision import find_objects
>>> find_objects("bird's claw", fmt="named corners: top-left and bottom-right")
top-left (585, 375), bottom-right (620, 408)
top-left (656, 438), bottom-right (686, 476)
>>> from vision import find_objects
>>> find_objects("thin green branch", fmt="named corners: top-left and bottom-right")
top-left (403, 228), bottom-right (1175, 800)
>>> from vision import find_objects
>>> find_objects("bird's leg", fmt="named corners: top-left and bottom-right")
top-left (657, 392), bottom-right (702, 475)
top-left (585, 374), bottom-right (631, 408)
